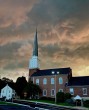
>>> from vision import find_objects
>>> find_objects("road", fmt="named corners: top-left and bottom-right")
top-left (0, 104), bottom-right (34, 110)
top-left (12, 99), bottom-right (79, 110)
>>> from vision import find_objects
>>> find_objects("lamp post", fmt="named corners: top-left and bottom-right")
top-left (55, 72), bottom-right (59, 104)
top-left (55, 74), bottom-right (56, 104)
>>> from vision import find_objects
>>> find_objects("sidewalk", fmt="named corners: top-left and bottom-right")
top-left (72, 106), bottom-right (88, 110)
top-left (15, 99), bottom-right (89, 110)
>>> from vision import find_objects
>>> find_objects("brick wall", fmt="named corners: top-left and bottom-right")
top-left (31, 74), bottom-right (68, 97)
top-left (65, 86), bottom-right (89, 97)
top-left (29, 69), bottom-right (39, 81)
top-left (29, 68), bottom-right (89, 99)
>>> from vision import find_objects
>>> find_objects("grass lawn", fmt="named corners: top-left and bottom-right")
top-left (0, 101), bottom-right (19, 106)
top-left (31, 99), bottom-right (55, 104)
top-left (25, 99), bottom-right (73, 107)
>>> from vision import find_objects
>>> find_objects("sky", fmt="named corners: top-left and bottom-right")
top-left (0, 0), bottom-right (89, 81)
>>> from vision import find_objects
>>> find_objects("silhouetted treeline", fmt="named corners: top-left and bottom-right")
top-left (0, 76), bottom-right (42, 99)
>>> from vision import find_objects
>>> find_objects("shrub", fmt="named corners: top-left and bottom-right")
top-left (39, 97), bottom-right (55, 101)
top-left (84, 100), bottom-right (89, 107)
top-left (46, 97), bottom-right (55, 101)
top-left (65, 99), bottom-right (75, 105)
top-left (64, 93), bottom-right (72, 101)
top-left (39, 97), bottom-right (48, 100)
top-left (56, 92), bottom-right (65, 103)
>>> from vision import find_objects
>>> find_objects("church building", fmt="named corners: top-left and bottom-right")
top-left (29, 30), bottom-right (89, 100)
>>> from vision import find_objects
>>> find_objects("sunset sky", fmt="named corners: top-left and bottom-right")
top-left (0, 0), bottom-right (89, 81)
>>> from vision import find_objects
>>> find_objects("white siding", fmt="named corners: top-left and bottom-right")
top-left (1, 84), bottom-right (15, 100)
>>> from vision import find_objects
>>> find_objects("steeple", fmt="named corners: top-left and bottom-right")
top-left (29, 29), bottom-right (40, 70)
top-left (33, 28), bottom-right (38, 56)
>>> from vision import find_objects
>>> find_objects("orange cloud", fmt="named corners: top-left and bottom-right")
top-left (0, 0), bottom-right (39, 28)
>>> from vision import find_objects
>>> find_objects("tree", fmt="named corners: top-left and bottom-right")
top-left (2, 77), bottom-right (13, 83)
top-left (64, 93), bottom-right (72, 101)
top-left (24, 81), bottom-right (42, 99)
top-left (0, 77), bottom-right (15, 90)
top-left (0, 79), bottom-right (6, 90)
top-left (56, 92), bottom-right (65, 103)
top-left (15, 76), bottom-right (27, 98)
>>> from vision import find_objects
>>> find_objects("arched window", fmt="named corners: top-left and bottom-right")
top-left (36, 79), bottom-right (39, 85)
top-left (43, 89), bottom-right (47, 96)
top-left (43, 78), bottom-right (47, 85)
top-left (59, 89), bottom-right (63, 92)
top-left (59, 77), bottom-right (63, 84)
top-left (51, 89), bottom-right (55, 96)
top-left (51, 78), bottom-right (54, 84)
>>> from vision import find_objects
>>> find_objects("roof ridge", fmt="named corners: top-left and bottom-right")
top-left (40, 67), bottom-right (71, 71)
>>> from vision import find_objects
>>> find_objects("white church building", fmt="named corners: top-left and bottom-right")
top-left (0, 84), bottom-right (16, 100)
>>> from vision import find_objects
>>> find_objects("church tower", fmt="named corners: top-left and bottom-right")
top-left (29, 29), bottom-right (40, 81)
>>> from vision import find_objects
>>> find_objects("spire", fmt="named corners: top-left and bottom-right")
top-left (33, 28), bottom-right (38, 56)
top-left (29, 28), bottom-right (39, 69)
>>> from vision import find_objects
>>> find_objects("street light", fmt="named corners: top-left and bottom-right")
top-left (55, 74), bottom-right (56, 104)
top-left (55, 72), bottom-right (59, 104)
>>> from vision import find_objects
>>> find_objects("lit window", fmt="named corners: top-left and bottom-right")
top-left (52, 71), bottom-right (55, 74)
top-left (36, 79), bottom-right (39, 85)
top-left (82, 88), bottom-right (87, 95)
top-left (51, 78), bottom-right (54, 84)
top-left (59, 89), bottom-right (63, 92)
top-left (57, 71), bottom-right (60, 74)
top-left (43, 89), bottom-right (47, 96)
top-left (70, 88), bottom-right (74, 95)
top-left (43, 78), bottom-right (47, 85)
top-left (59, 77), bottom-right (63, 84)
top-left (51, 89), bottom-right (55, 96)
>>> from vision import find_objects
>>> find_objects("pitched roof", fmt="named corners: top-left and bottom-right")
top-left (2, 84), bottom-right (12, 90)
top-left (68, 76), bottom-right (89, 86)
top-left (31, 67), bottom-right (71, 77)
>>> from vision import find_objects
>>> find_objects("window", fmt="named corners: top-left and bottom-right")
top-left (65, 82), bottom-right (68, 86)
top-left (70, 88), bottom-right (74, 95)
top-left (59, 77), bottom-right (63, 84)
top-left (51, 78), bottom-right (54, 84)
top-left (52, 71), bottom-right (55, 74)
top-left (82, 88), bottom-right (87, 95)
top-left (33, 77), bottom-right (34, 83)
top-left (57, 71), bottom-right (60, 74)
top-left (36, 79), bottom-right (39, 85)
top-left (59, 89), bottom-right (63, 92)
top-left (43, 89), bottom-right (47, 96)
top-left (43, 78), bottom-right (47, 85)
top-left (51, 89), bottom-right (55, 96)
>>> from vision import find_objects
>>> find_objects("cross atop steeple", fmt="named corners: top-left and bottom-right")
top-left (33, 28), bottom-right (38, 56)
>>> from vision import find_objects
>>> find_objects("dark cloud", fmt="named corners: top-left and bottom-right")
top-left (3, 60), bottom-right (28, 70)
top-left (29, 0), bottom-right (89, 33)
top-left (39, 43), bottom-right (60, 57)
top-left (0, 0), bottom-right (89, 79)
top-left (73, 44), bottom-right (89, 59)
top-left (0, 42), bottom-right (21, 60)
